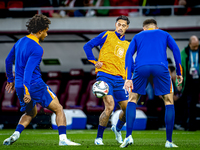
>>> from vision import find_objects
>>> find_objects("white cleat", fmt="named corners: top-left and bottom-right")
top-left (94, 138), bottom-right (104, 145)
top-left (111, 125), bottom-right (123, 143)
top-left (165, 140), bottom-right (178, 148)
top-left (120, 135), bottom-right (133, 148)
top-left (3, 133), bottom-right (19, 145)
top-left (59, 139), bottom-right (81, 146)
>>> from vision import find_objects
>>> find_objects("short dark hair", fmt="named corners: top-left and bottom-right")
top-left (26, 14), bottom-right (51, 34)
top-left (143, 19), bottom-right (157, 27)
top-left (116, 15), bottom-right (130, 25)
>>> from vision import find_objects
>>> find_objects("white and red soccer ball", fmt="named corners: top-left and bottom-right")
top-left (92, 81), bottom-right (109, 98)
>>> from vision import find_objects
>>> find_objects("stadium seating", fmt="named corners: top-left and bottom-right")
top-left (7, 0), bottom-right (24, 18)
top-left (0, 1), bottom-right (5, 9)
top-left (109, 0), bottom-right (139, 16)
top-left (0, 81), bottom-right (19, 112)
top-left (0, 1), bottom-right (7, 18)
top-left (60, 69), bottom-right (84, 110)
top-left (78, 69), bottom-right (104, 113)
top-left (46, 71), bottom-right (62, 96)
top-left (40, 6), bottom-right (54, 17)
top-left (43, 71), bottom-right (62, 114)
top-left (7, 1), bottom-right (23, 8)
top-left (85, 79), bottom-right (104, 113)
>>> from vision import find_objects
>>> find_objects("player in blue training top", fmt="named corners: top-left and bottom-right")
top-left (3, 14), bottom-right (80, 146)
top-left (83, 15), bottom-right (133, 145)
top-left (120, 19), bottom-right (183, 148)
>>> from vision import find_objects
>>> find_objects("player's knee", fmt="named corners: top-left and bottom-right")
top-left (121, 108), bottom-right (126, 115)
top-left (163, 94), bottom-right (173, 105)
top-left (55, 104), bottom-right (63, 113)
top-left (26, 111), bottom-right (37, 118)
top-left (105, 105), bottom-right (114, 114)
top-left (32, 112), bottom-right (37, 118)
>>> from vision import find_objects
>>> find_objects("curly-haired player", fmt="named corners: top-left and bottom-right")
top-left (3, 14), bottom-right (80, 146)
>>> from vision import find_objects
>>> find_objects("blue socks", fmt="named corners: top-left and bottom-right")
top-left (116, 119), bottom-right (125, 132)
top-left (165, 105), bottom-right (175, 142)
top-left (58, 126), bottom-right (66, 135)
top-left (96, 125), bottom-right (106, 139)
top-left (16, 124), bottom-right (25, 134)
top-left (126, 102), bottom-right (136, 138)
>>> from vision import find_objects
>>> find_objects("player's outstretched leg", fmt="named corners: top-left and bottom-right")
top-left (95, 125), bottom-right (106, 145)
top-left (111, 124), bottom-right (123, 143)
top-left (3, 131), bottom-right (20, 145)
top-left (165, 141), bottom-right (178, 148)
top-left (164, 104), bottom-right (178, 148)
top-left (120, 101), bottom-right (136, 148)
top-left (120, 135), bottom-right (133, 148)
top-left (112, 101), bottom-right (128, 143)
top-left (59, 138), bottom-right (81, 146)
top-left (94, 137), bottom-right (104, 145)
top-left (3, 105), bottom-right (37, 146)
top-left (48, 97), bottom-right (80, 146)
top-left (95, 95), bottom-right (114, 145)
top-left (58, 126), bottom-right (80, 146)
top-left (163, 93), bottom-right (177, 148)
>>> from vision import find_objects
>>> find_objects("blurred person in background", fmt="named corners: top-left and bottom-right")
top-left (180, 35), bottom-right (200, 131)
top-left (175, 0), bottom-right (200, 15)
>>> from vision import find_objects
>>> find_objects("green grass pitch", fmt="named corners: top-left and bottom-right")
top-left (0, 129), bottom-right (200, 150)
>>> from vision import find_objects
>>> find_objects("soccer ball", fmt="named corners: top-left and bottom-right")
top-left (92, 81), bottom-right (109, 98)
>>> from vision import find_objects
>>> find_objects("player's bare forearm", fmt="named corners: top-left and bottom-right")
top-left (5, 82), bottom-right (15, 93)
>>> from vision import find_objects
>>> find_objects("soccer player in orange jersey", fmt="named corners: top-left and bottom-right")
top-left (84, 15), bottom-right (133, 145)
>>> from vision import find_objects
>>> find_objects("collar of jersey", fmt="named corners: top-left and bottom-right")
top-left (115, 31), bottom-right (125, 41)
top-left (26, 34), bottom-right (41, 45)
top-left (147, 28), bottom-right (156, 30)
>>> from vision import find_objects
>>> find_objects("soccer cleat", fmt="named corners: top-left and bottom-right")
top-left (111, 125), bottom-right (123, 143)
top-left (165, 141), bottom-right (178, 148)
top-left (59, 139), bottom-right (81, 146)
top-left (94, 138), bottom-right (104, 145)
top-left (3, 133), bottom-right (19, 145)
top-left (120, 135), bottom-right (133, 148)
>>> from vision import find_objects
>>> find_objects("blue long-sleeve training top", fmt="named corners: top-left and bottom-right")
top-left (5, 34), bottom-right (44, 95)
top-left (125, 29), bottom-right (182, 80)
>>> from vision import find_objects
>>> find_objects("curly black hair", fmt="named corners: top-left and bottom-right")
top-left (26, 14), bottom-right (51, 34)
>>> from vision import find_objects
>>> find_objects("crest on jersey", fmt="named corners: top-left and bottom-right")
top-left (114, 45), bottom-right (124, 58)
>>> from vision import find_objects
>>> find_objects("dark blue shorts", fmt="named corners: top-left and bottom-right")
top-left (16, 81), bottom-right (56, 112)
top-left (96, 76), bottom-right (129, 103)
top-left (132, 65), bottom-right (173, 96)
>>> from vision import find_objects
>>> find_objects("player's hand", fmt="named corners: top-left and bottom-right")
top-left (23, 94), bottom-right (31, 104)
top-left (5, 82), bottom-right (15, 93)
top-left (176, 75), bottom-right (183, 86)
top-left (124, 80), bottom-right (133, 93)
top-left (177, 85), bottom-right (182, 91)
top-left (95, 61), bottom-right (103, 69)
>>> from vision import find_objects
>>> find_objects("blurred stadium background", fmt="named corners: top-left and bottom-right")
top-left (0, 0), bottom-right (200, 131)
